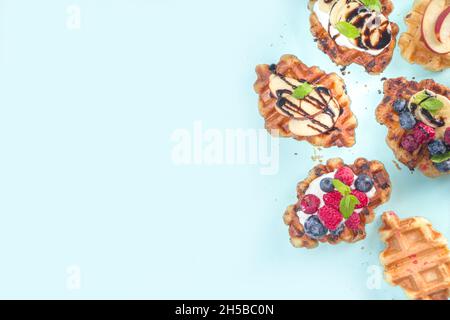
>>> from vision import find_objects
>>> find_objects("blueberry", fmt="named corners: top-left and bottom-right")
top-left (393, 99), bottom-right (407, 113)
top-left (354, 174), bottom-right (374, 192)
top-left (428, 140), bottom-right (447, 156)
top-left (320, 177), bottom-right (335, 193)
top-left (399, 111), bottom-right (416, 130)
top-left (329, 223), bottom-right (344, 238)
top-left (434, 160), bottom-right (450, 173)
top-left (304, 215), bottom-right (328, 239)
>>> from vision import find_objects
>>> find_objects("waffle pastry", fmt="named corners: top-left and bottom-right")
top-left (283, 158), bottom-right (391, 249)
top-left (308, 0), bottom-right (399, 74)
top-left (375, 77), bottom-right (450, 178)
top-left (379, 211), bottom-right (450, 300)
top-left (399, 0), bottom-right (450, 72)
top-left (254, 54), bottom-right (357, 148)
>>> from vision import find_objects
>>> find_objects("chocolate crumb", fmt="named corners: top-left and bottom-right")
top-left (392, 160), bottom-right (402, 171)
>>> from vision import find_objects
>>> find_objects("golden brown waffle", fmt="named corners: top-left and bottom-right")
top-left (254, 54), bottom-right (357, 148)
top-left (379, 212), bottom-right (450, 300)
top-left (399, 0), bottom-right (450, 72)
top-left (308, 0), bottom-right (399, 74)
top-left (375, 77), bottom-right (450, 178)
top-left (283, 158), bottom-right (391, 249)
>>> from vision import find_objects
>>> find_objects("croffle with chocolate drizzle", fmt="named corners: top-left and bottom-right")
top-left (376, 77), bottom-right (450, 178)
top-left (254, 54), bottom-right (357, 148)
top-left (308, 0), bottom-right (399, 74)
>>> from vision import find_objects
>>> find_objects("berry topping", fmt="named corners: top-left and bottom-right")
top-left (400, 134), bottom-right (419, 153)
top-left (329, 223), bottom-right (344, 238)
top-left (393, 99), bottom-right (407, 113)
top-left (320, 177), bottom-right (335, 193)
top-left (351, 190), bottom-right (369, 209)
top-left (444, 128), bottom-right (450, 146)
top-left (318, 205), bottom-right (343, 231)
top-left (399, 111), bottom-right (416, 130)
top-left (345, 212), bottom-right (361, 231)
top-left (323, 191), bottom-right (342, 209)
top-left (354, 174), bottom-right (374, 193)
top-left (434, 160), bottom-right (450, 173)
top-left (413, 122), bottom-right (435, 144)
top-left (334, 166), bottom-right (354, 186)
top-left (428, 140), bottom-right (447, 156)
top-left (304, 215), bottom-right (328, 239)
top-left (300, 194), bottom-right (321, 214)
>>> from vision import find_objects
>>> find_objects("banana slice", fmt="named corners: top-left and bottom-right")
top-left (409, 90), bottom-right (450, 139)
top-left (269, 74), bottom-right (341, 137)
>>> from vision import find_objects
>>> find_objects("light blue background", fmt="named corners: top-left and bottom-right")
top-left (0, 0), bottom-right (448, 299)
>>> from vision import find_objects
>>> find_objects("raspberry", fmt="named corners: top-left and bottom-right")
top-left (323, 191), bottom-right (342, 209)
top-left (345, 212), bottom-right (360, 231)
top-left (413, 122), bottom-right (435, 145)
top-left (445, 128), bottom-right (450, 146)
top-left (351, 190), bottom-right (368, 209)
top-left (318, 205), bottom-right (343, 231)
top-left (334, 166), bottom-right (354, 185)
top-left (400, 134), bottom-right (419, 153)
top-left (300, 194), bottom-right (321, 214)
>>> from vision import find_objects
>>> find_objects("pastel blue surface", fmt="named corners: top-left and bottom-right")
top-left (0, 0), bottom-right (448, 299)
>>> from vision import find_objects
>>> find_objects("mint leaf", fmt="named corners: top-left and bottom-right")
top-left (335, 21), bottom-right (361, 39)
top-left (413, 91), bottom-right (430, 104)
top-left (421, 98), bottom-right (444, 114)
top-left (339, 195), bottom-right (360, 219)
top-left (332, 179), bottom-right (351, 196)
top-left (292, 82), bottom-right (313, 100)
top-left (431, 151), bottom-right (450, 163)
top-left (340, 196), bottom-right (350, 218)
top-left (360, 0), bottom-right (382, 12)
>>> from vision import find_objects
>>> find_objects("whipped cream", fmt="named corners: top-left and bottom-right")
top-left (297, 170), bottom-right (376, 234)
top-left (313, 0), bottom-right (391, 56)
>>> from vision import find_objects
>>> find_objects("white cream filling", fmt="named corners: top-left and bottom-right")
top-left (297, 170), bottom-right (376, 234)
top-left (313, 0), bottom-right (387, 56)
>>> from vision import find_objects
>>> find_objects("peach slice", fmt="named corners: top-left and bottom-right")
top-left (422, 0), bottom-right (450, 54)
top-left (435, 6), bottom-right (450, 43)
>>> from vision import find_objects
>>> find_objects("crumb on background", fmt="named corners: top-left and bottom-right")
top-left (311, 147), bottom-right (323, 163)
top-left (392, 160), bottom-right (402, 171)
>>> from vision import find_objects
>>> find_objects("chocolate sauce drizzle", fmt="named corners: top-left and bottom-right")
top-left (328, 0), bottom-right (391, 52)
top-left (268, 66), bottom-right (341, 134)
top-left (411, 93), bottom-right (446, 127)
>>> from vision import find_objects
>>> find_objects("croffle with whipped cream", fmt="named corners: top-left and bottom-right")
top-left (309, 0), bottom-right (399, 74)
